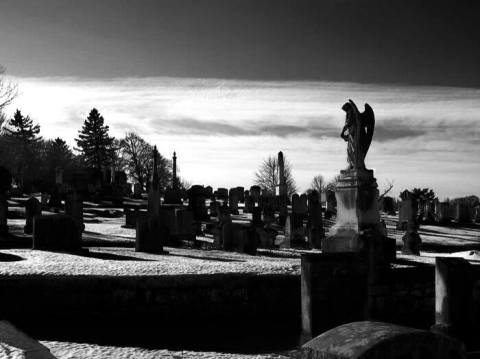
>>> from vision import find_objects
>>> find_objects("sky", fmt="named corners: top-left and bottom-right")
top-left (0, 0), bottom-right (479, 198)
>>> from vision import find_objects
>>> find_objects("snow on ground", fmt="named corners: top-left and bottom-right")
top-left (41, 341), bottom-right (289, 359)
top-left (0, 247), bottom-right (300, 277)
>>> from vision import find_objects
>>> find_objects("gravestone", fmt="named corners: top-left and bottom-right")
top-left (249, 185), bottom-right (261, 203)
top-left (474, 206), bottom-right (480, 223)
top-left (455, 202), bottom-right (471, 224)
top-left (277, 193), bottom-right (288, 225)
top-left (222, 222), bottom-right (257, 255)
top-left (307, 190), bottom-right (324, 249)
top-left (400, 192), bottom-right (421, 255)
top-left (176, 209), bottom-right (195, 242)
top-left (298, 321), bottom-right (465, 359)
top-left (65, 190), bottom-right (84, 232)
top-left (136, 146), bottom-right (168, 253)
top-left (431, 257), bottom-right (473, 346)
top-left (382, 196), bottom-right (395, 215)
top-left (187, 185), bottom-right (209, 222)
top-left (48, 186), bottom-right (62, 212)
top-left (325, 190), bottom-right (336, 219)
top-left (124, 207), bottom-right (139, 228)
top-left (244, 194), bottom-right (254, 214)
top-left (0, 320), bottom-right (56, 359)
top-left (24, 197), bottom-right (42, 235)
top-left (209, 200), bottom-right (218, 217)
top-left (33, 214), bottom-right (83, 252)
top-left (0, 166), bottom-right (11, 236)
top-left (251, 207), bottom-right (263, 227)
top-left (228, 187), bottom-right (239, 215)
top-left (434, 200), bottom-right (451, 224)
top-left (132, 183), bottom-right (142, 198)
top-left (396, 199), bottom-right (412, 230)
top-left (285, 213), bottom-right (305, 247)
top-left (236, 186), bottom-right (245, 202)
top-left (164, 187), bottom-right (182, 204)
top-left (216, 187), bottom-right (228, 201)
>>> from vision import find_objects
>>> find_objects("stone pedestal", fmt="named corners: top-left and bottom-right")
top-left (321, 169), bottom-right (395, 264)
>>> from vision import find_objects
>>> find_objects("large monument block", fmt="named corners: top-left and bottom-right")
top-left (321, 100), bottom-right (395, 264)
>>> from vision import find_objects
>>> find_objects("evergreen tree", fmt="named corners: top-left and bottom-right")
top-left (4, 109), bottom-right (41, 190)
top-left (75, 108), bottom-right (114, 174)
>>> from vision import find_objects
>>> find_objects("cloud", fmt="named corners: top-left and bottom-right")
top-left (4, 76), bottom-right (480, 198)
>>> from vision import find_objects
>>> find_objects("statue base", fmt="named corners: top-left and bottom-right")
top-left (321, 168), bottom-right (396, 264)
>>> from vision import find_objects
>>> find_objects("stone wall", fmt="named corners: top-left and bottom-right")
top-left (0, 273), bottom-right (300, 351)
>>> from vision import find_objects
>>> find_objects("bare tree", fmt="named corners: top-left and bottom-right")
top-left (324, 175), bottom-right (341, 192)
top-left (254, 154), bottom-right (297, 197)
top-left (310, 174), bottom-right (325, 193)
top-left (378, 180), bottom-right (394, 201)
top-left (0, 66), bottom-right (17, 112)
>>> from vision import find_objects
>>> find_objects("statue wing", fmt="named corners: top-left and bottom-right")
top-left (361, 103), bottom-right (375, 153)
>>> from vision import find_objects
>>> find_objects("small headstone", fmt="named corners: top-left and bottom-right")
top-left (307, 190), bottom-right (324, 249)
top-left (132, 183), bottom-right (142, 198)
top-left (33, 214), bottom-right (83, 252)
top-left (0, 167), bottom-right (10, 236)
top-left (455, 202), bottom-right (471, 224)
top-left (0, 320), bottom-right (56, 358)
top-left (244, 194), bottom-right (254, 214)
top-left (228, 188), bottom-right (239, 215)
top-left (65, 190), bottom-right (84, 232)
top-left (24, 197), bottom-right (41, 235)
top-left (382, 196), bottom-right (396, 215)
top-left (209, 200), bottom-right (218, 217)
top-left (325, 190), bottom-right (336, 219)
top-left (216, 187), bottom-right (228, 201)
top-left (236, 186), bottom-right (245, 202)
top-left (249, 185), bottom-right (261, 202)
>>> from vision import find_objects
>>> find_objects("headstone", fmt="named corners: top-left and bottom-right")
top-left (251, 207), bottom-right (263, 226)
top-left (299, 194), bottom-right (308, 216)
top-left (382, 196), bottom-right (396, 215)
top-left (285, 213), bottom-right (305, 247)
top-left (397, 199), bottom-right (413, 230)
top-left (187, 185), bottom-right (209, 222)
top-left (474, 206), bottom-right (480, 223)
top-left (222, 222), bottom-right (257, 255)
top-left (0, 166), bottom-right (10, 236)
top-left (24, 197), bottom-right (41, 235)
top-left (164, 187), bottom-right (182, 204)
top-left (216, 187), bottom-right (228, 201)
top-left (124, 207), bottom-right (139, 228)
top-left (136, 146), bottom-right (168, 253)
top-left (133, 183), bottom-right (142, 198)
top-left (0, 320), bottom-right (56, 359)
top-left (249, 185), bottom-right (261, 203)
top-left (205, 186), bottom-right (213, 199)
top-left (324, 190), bottom-right (336, 219)
top-left (277, 194), bottom-right (288, 225)
top-left (33, 214), bottom-right (83, 252)
top-left (455, 202), bottom-right (471, 224)
top-left (65, 190), bottom-right (84, 232)
top-left (48, 186), bottom-right (62, 212)
top-left (176, 209), bottom-right (195, 242)
top-left (435, 200), bottom-right (451, 224)
top-left (236, 186), bottom-right (245, 202)
top-left (307, 190), bottom-right (324, 249)
top-left (209, 200), bottom-right (218, 217)
top-left (228, 187), bottom-right (239, 215)
top-left (299, 321), bottom-right (465, 359)
top-left (431, 257), bottom-right (473, 345)
top-left (244, 194), bottom-right (254, 214)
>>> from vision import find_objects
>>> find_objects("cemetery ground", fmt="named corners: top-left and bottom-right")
top-left (1, 195), bottom-right (480, 358)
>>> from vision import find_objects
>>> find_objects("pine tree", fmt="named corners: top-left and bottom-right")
top-left (4, 109), bottom-right (41, 189)
top-left (75, 108), bottom-right (114, 174)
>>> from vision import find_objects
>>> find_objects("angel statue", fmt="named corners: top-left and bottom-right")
top-left (340, 99), bottom-right (375, 171)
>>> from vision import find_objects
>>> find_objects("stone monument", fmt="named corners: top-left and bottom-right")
top-left (321, 100), bottom-right (395, 263)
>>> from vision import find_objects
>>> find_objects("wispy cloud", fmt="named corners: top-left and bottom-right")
top-left (4, 76), bottom-right (480, 198)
